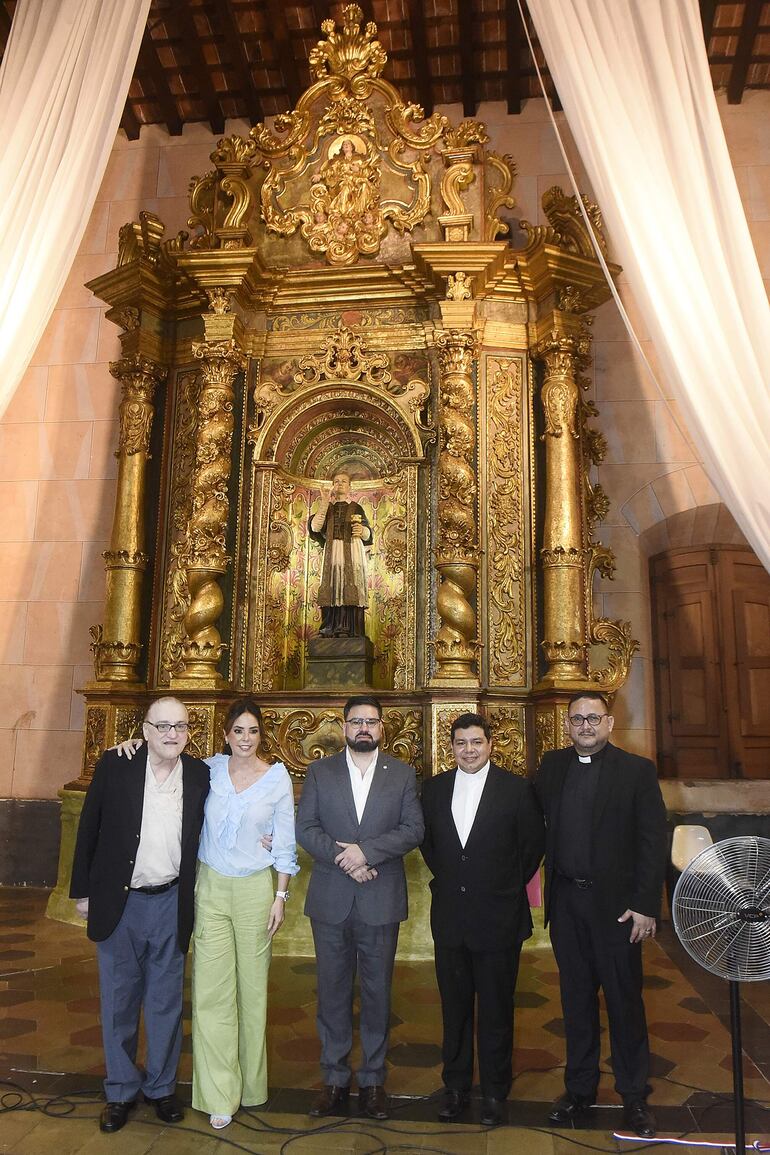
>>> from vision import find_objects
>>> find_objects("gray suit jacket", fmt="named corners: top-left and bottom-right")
top-left (296, 749), bottom-right (424, 926)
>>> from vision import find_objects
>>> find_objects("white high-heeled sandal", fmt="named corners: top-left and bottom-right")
top-left (210, 1114), bottom-right (232, 1129)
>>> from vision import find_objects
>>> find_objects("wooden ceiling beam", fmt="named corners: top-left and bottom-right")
top-left (176, 0), bottom-right (225, 134)
top-left (217, 0), bottom-right (264, 124)
top-left (727, 0), bottom-right (762, 103)
top-left (458, 0), bottom-right (476, 116)
top-left (266, 0), bottom-right (304, 108)
top-left (506, 0), bottom-right (522, 114)
top-left (406, 0), bottom-right (433, 116)
top-left (699, 0), bottom-right (718, 48)
top-left (120, 102), bottom-right (142, 141)
top-left (138, 27), bottom-right (183, 136)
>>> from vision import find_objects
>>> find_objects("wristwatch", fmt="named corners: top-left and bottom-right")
top-left (275, 890), bottom-right (290, 901)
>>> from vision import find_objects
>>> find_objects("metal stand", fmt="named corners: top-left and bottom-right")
top-left (729, 980), bottom-right (745, 1155)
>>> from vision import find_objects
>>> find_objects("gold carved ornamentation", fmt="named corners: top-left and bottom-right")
top-left (206, 287), bottom-right (233, 314)
top-left (486, 705), bottom-right (526, 776)
top-left (432, 330), bottom-right (480, 684)
top-left (579, 396), bottom-right (639, 692)
top-left (91, 355), bottom-right (165, 684)
top-left (484, 152), bottom-right (516, 241)
top-left (534, 322), bottom-right (593, 687)
top-left (249, 7), bottom-right (440, 265)
top-left (113, 306), bottom-right (139, 333)
top-left (535, 710), bottom-right (556, 766)
top-left (173, 340), bottom-right (246, 685)
top-left (256, 474), bottom-right (298, 692)
top-left (117, 210), bottom-right (165, 266)
top-left (160, 371), bottom-right (201, 683)
top-left (486, 358), bottom-right (526, 687)
top-left (308, 5), bottom-right (387, 81)
top-left (521, 187), bottom-right (608, 258)
top-left (446, 272), bottom-right (473, 301)
top-left (83, 706), bottom-right (107, 785)
top-left (382, 708), bottom-right (423, 771)
top-left (260, 708), bottom-right (343, 773)
top-left (188, 136), bottom-right (257, 249)
top-left (185, 706), bottom-right (215, 759)
top-left (430, 702), bottom-right (478, 776)
top-left (295, 323), bottom-right (391, 388)
top-left (115, 706), bottom-right (145, 743)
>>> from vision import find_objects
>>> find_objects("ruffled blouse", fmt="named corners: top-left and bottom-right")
top-left (197, 754), bottom-right (299, 878)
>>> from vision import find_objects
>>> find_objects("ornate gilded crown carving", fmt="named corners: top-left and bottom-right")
top-left (308, 4), bottom-right (388, 82)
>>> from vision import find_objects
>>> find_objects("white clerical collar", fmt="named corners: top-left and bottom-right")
top-left (456, 760), bottom-right (490, 779)
top-left (578, 755), bottom-right (592, 763)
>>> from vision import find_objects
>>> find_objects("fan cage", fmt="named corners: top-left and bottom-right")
top-left (671, 836), bottom-right (770, 982)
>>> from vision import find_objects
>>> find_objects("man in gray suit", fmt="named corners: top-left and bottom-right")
top-left (296, 694), bottom-right (424, 1121)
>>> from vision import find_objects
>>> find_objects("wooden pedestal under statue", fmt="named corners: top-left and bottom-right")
top-left (306, 635), bottom-right (375, 689)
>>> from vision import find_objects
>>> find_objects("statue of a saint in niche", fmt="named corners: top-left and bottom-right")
top-left (308, 470), bottom-right (372, 637)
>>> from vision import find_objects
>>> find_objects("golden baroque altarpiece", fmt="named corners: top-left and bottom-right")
top-left (76, 6), bottom-right (638, 788)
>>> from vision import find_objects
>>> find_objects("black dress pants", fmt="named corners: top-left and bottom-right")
top-left (549, 878), bottom-right (649, 1100)
top-left (434, 939), bottom-right (521, 1101)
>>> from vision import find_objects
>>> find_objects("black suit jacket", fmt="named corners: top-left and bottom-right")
top-left (533, 742), bottom-right (667, 927)
top-left (420, 763), bottom-right (545, 951)
top-left (70, 747), bottom-right (210, 951)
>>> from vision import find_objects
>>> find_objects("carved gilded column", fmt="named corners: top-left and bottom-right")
top-left (91, 355), bottom-right (165, 682)
top-left (173, 338), bottom-right (246, 686)
top-left (431, 329), bottom-right (480, 684)
top-left (535, 322), bottom-right (591, 686)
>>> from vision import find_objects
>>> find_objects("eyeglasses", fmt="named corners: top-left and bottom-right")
top-left (145, 721), bottom-right (190, 734)
top-left (568, 714), bottom-right (608, 727)
top-left (345, 718), bottom-right (381, 728)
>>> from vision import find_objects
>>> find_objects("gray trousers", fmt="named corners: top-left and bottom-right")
top-left (97, 887), bottom-right (185, 1102)
top-left (311, 911), bottom-right (399, 1088)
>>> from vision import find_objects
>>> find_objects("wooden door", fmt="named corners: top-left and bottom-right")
top-left (651, 547), bottom-right (770, 779)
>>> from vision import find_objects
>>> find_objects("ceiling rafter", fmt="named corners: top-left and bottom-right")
top-left (216, 0), bottom-right (264, 125)
top-left (727, 0), bottom-right (763, 104)
top-left (175, 0), bottom-right (225, 134)
top-left (265, 0), bottom-right (304, 108)
top-left (458, 0), bottom-right (477, 116)
top-left (138, 25), bottom-right (183, 135)
top-left (406, 0), bottom-right (433, 117)
top-left (506, 0), bottom-right (522, 115)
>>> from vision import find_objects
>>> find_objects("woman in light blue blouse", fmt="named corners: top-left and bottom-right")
top-left (118, 698), bottom-right (298, 1130)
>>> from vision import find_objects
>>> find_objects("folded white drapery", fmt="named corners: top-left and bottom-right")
top-left (527, 0), bottom-right (770, 572)
top-left (0, 0), bottom-right (150, 420)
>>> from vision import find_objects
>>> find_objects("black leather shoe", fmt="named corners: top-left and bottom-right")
top-left (438, 1088), bottom-right (469, 1122)
top-left (359, 1084), bottom-right (388, 1119)
top-left (99, 1100), bottom-right (136, 1133)
top-left (480, 1097), bottom-right (504, 1126)
top-left (143, 1093), bottom-right (184, 1123)
top-left (548, 1092), bottom-right (594, 1125)
top-left (624, 1099), bottom-right (656, 1138)
top-left (309, 1084), bottom-right (350, 1117)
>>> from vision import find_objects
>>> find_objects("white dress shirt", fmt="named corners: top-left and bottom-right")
top-left (130, 755), bottom-right (183, 887)
top-left (346, 747), bottom-right (378, 822)
top-left (451, 761), bottom-right (490, 848)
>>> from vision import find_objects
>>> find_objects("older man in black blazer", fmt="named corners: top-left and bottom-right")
top-left (296, 694), bottom-right (424, 1121)
top-left (534, 691), bottom-right (667, 1139)
top-left (420, 712), bottom-right (545, 1127)
top-left (71, 697), bottom-right (209, 1134)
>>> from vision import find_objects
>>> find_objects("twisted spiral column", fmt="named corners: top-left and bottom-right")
top-left (174, 338), bottom-right (246, 686)
top-left (431, 329), bottom-right (480, 685)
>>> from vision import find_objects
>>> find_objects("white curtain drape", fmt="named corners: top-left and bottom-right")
top-left (527, 0), bottom-right (770, 572)
top-left (0, 0), bottom-right (151, 419)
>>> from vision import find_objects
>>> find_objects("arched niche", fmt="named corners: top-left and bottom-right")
top-left (243, 379), bottom-right (427, 694)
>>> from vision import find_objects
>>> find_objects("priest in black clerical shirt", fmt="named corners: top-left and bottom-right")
top-left (534, 692), bottom-right (667, 1140)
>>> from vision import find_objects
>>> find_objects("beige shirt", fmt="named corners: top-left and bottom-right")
top-left (451, 761), bottom-right (490, 848)
top-left (346, 746), bottom-right (378, 822)
top-left (130, 755), bottom-right (183, 888)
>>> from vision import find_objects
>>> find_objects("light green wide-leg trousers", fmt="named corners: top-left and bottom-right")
top-left (191, 862), bottom-right (274, 1115)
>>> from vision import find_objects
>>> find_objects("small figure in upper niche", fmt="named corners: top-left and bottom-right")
top-left (308, 470), bottom-right (372, 638)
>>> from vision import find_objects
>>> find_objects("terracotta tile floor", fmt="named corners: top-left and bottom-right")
top-left (1, 887), bottom-right (768, 1154)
